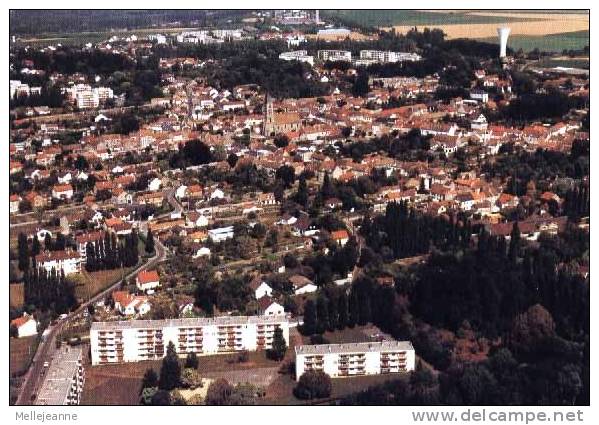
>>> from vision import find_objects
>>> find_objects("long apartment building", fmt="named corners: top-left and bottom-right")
top-left (317, 50), bottom-right (352, 62)
top-left (90, 315), bottom-right (289, 365)
top-left (295, 340), bottom-right (415, 381)
top-left (35, 346), bottom-right (85, 405)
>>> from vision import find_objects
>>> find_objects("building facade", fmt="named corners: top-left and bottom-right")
top-left (35, 346), bottom-right (85, 405)
top-left (90, 315), bottom-right (290, 365)
top-left (295, 340), bottom-right (415, 381)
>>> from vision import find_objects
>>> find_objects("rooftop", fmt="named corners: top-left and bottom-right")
top-left (91, 314), bottom-right (288, 331)
top-left (295, 340), bottom-right (414, 356)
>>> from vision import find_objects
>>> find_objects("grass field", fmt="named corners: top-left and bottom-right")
top-left (478, 30), bottom-right (589, 53)
top-left (322, 10), bottom-right (537, 28)
top-left (74, 268), bottom-right (132, 300)
top-left (10, 336), bottom-right (38, 377)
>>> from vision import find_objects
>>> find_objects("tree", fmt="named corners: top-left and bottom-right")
top-left (205, 378), bottom-right (234, 405)
top-left (337, 291), bottom-right (349, 330)
top-left (185, 352), bottom-right (199, 369)
top-left (294, 174), bottom-right (309, 208)
top-left (145, 229), bottom-right (155, 255)
top-left (10, 324), bottom-right (18, 338)
top-left (352, 72), bottom-right (370, 97)
top-left (316, 296), bottom-right (329, 334)
top-left (508, 221), bottom-right (521, 262)
top-left (274, 134), bottom-right (290, 148)
top-left (294, 370), bottom-right (332, 399)
top-left (302, 299), bottom-right (318, 335)
top-left (151, 389), bottom-right (171, 405)
top-left (327, 296), bottom-right (338, 331)
top-left (159, 341), bottom-right (181, 390)
top-left (268, 326), bottom-right (287, 361)
top-left (17, 233), bottom-right (29, 272)
top-left (227, 153), bottom-right (238, 168)
top-left (140, 368), bottom-right (158, 394)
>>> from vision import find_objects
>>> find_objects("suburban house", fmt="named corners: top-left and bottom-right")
top-left (35, 249), bottom-right (82, 276)
top-left (136, 270), bottom-right (161, 292)
top-left (52, 183), bottom-right (74, 200)
top-left (258, 297), bottom-right (286, 316)
top-left (112, 291), bottom-right (151, 316)
top-left (10, 313), bottom-right (38, 338)
top-left (249, 276), bottom-right (273, 299)
top-left (289, 274), bottom-right (318, 295)
top-left (330, 229), bottom-right (350, 246)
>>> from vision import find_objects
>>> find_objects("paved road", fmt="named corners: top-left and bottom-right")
top-left (15, 235), bottom-right (167, 406)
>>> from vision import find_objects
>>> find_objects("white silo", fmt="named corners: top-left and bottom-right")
top-left (497, 27), bottom-right (511, 58)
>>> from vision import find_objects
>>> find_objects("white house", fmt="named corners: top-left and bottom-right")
top-left (10, 313), bottom-right (38, 338)
top-left (136, 270), bottom-right (161, 292)
top-left (249, 277), bottom-right (273, 299)
top-left (259, 297), bottom-right (286, 316)
top-left (148, 178), bottom-right (162, 191)
top-left (35, 250), bottom-right (82, 276)
top-left (112, 291), bottom-right (151, 316)
top-left (289, 275), bottom-right (318, 295)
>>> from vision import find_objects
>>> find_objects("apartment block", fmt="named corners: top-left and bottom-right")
top-left (35, 346), bottom-right (85, 405)
top-left (295, 340), bottom-right (415, 381)
top-left (317, 50), bottom-right (352, 62)
top-left (90, 315), bottom-right (290, 365)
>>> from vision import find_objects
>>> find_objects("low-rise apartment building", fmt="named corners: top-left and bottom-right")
top-left (90, 315), bottom-right (290, 365)
top-left (295, 340), bottom-right (415, 381)
top-left (35, 346), bottom-right (85, 405)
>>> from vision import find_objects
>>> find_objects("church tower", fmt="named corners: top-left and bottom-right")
top-left (264, 93), bottom-right (275, 136)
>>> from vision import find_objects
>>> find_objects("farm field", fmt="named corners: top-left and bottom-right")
top-left (9, 336), bottom-right (38, 376)
top-left (478, 30), bottom-right (589, 53)
top-left (74, 267), bottom-right (133, 300)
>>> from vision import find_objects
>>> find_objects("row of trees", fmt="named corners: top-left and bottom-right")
top-left (23, 267), bottom-right (78, 314)
top-left (85, 231), bottom-right (139, 272)
top-left (301, 279), bottom-right (396, 336)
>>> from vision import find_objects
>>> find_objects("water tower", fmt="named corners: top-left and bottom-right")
top-left (497, 27), bottom-right (511, 58)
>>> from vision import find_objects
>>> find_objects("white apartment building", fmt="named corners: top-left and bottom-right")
top-left (35, 346), bottom-right (85, 405)
top-left (279, 50), bottom-right (314, 66)
top-left (317, 50), bottom-right (352, 62)
top-left (359, 50), bottom-right (422, 64)
top-left (64, 84), bottom-right (114, 109)
top-left (295, 340), bottom-right (415, 381)
top-left (90, 315), bottom-right (290, 365)
top-left (35, 250), bottom-right (82, 276)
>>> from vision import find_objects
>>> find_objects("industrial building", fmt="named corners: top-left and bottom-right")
top-left (35, 346), bottom-right (85, 405)
top-left (295, 340), bottom-right (415, 381)
top-left (90, 315), bottom-right (290, 365)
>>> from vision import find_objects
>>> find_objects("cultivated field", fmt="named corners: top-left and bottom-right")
top-left (383, 10), bottom-right (589, 41)
top-left (74, 268), bottom-right (132, 300)
top-left (10, 336), bottom-right (38, 376)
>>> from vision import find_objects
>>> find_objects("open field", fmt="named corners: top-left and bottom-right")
top-left (74, 268), bottom-right (132, 300)
top-left (81, 359), bottom-right (160, 405)
top-left (10, 284), bottom-right (25, 309)
top-left (478, 30), bottom-right (589, 53)
top-left (10, 336), bottom-right (38, 376)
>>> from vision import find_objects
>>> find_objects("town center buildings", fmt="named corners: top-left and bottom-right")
top-left (90, 315), bottom-right (289, 365)
top-left (294, 340), bottom-right (415, 381)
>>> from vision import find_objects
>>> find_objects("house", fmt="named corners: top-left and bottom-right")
top-left (51, 184), bottom-right (74, 200)
top-left (35, 250), bottom-right (82, 275)
top-left (148, 177), bottom-right (162, 191)
top-left (10, 194), bottom-right (20, 214)
top-left (208, 226), bottom-right (234, 242)
top-left (10, 313), bottom-right (38, 338)
top-left (192, 246), bottom-right (211, 258)
top-left (249, 276), bottom-right (273, 299)
top-left (289, 275), bottom-right (318, 295)
top-left (330, 229), bottom-right (350, 246)
top-left (258, 297), bottom-right (286, 316)
top-left (112, 291), bottom-right (151, 316)
top-left (136, 270), bottom-right (161, 292)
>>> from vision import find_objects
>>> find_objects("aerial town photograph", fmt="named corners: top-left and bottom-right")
top-left (7, 7), bottom-right (590, 415)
